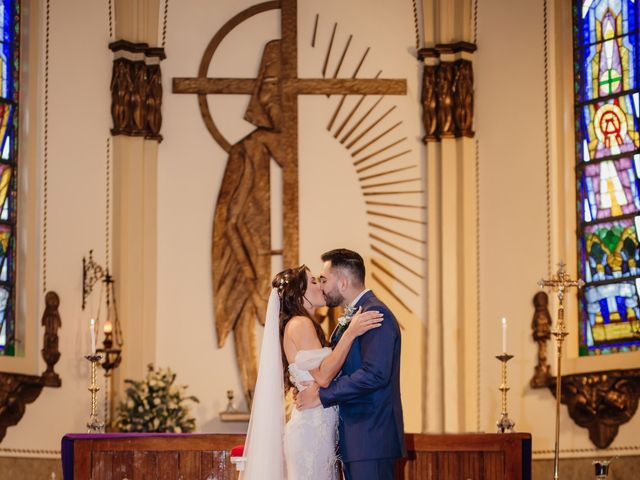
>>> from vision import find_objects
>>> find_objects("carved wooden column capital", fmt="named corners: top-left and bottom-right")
top-left (418, 42), bottom-right (476, 143)
top-left (109, 40), bottom-right (166, 142)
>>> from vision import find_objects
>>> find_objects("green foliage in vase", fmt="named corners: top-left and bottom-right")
top-left (115, 364), bottom-right (199, 433)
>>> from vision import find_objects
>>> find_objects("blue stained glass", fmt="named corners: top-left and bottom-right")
top-left (577, 94), bottom-right (640, 161)
top-left (578, 0), bottom-right (640, 48)
top-left (0, 104), bottom-right (13, 156)
top-left (582, 218), bottom-right (640, 283)
top-left (0, 165), bottom-right (11, 221)
top-left (1, 133), bottom-right (9, 160)
top-left (575, 0), bottom-right (640, 357)
top-left (578, 157), bottom-right (640, 220)
top-left (575, 0), bottom-right (640, 102)
top-left (0, 41), bottom-right (10, 98)
top-left (581, 282), bottom-right (640, 354)
top-left (0, 286), bottom-right (8, 351)
top-left (0, 0), bottom-right (17, 356)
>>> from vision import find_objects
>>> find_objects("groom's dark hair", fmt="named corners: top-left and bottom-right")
top-left (321, 248), bottom-right (365, 286)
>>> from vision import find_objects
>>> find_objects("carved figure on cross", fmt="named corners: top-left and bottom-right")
top-left (172, 0), bottom-right (407, 406)
top-left (538, 261), bottom-right (584, 307)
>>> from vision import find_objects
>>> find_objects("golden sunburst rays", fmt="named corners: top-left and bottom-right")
top-left (313, 16), bottom-right (425, 314)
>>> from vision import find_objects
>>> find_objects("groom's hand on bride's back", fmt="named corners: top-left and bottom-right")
top-left (295, 381), bottom-right (321, 410)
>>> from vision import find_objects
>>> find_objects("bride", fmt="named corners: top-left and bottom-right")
top-left (239, 265), bottom-right (382, 480)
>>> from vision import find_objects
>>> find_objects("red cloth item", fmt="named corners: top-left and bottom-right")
top-left (230, 444), bottom-right (245, 457)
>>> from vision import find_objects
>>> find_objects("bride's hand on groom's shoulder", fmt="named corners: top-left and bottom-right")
top-left (346, 308), bottom-right (384, 337)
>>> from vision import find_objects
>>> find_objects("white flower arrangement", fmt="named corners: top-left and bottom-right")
top-left (115, 364), bottom-right (199, 433)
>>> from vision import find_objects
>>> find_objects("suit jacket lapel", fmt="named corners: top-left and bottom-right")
top-left (330, 291), bottom-right (374, 347)
top-left (329, 323), bottom-right (341, 346)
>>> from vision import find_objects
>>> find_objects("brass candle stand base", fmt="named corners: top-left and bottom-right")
top-left (85, 354), bottom-right (105, 433)
top-left (496, 353), bottom-right (515, 433)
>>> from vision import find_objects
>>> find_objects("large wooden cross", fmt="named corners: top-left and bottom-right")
top-left (173, 0), bottom-right (406, 267)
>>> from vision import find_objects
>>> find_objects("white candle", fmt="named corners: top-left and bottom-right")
top-left (90, 318), bottom-right (96, 355)
top-left (501, 317), bottom-right (507, 353)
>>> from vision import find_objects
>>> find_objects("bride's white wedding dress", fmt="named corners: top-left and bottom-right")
top-left (285, 347), bottom-right (339, 480)
top-left (239, 290), bottom-right (338, 480)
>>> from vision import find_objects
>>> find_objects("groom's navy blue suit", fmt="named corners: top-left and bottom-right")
top-left (319, 290), bottom-right (405, 479)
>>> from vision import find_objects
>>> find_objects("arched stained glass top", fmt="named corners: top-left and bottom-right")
top-left (573, 0), bottom-right (640, 356)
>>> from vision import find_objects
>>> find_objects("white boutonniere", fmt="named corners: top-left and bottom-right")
top-left (337, 305), bottom-right (358, 330)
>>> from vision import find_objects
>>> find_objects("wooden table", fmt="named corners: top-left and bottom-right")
top-left (63, 432), bottom-right (531, 479)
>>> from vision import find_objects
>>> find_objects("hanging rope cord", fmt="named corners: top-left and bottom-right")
top-left (105, 138), bottom-right (111, 276)
top-left (161, 0), bottom-right (169, 48)
top-left (108, 0), bottom-right (113, 41)
top-left (411, 0), bottom-right (421, 51)
top-left (543, 0), bottom-right (552, 278)
top-left (42, 0), bottom-right (51, 294)
top-left (472, 0), bottom-right (481, 433)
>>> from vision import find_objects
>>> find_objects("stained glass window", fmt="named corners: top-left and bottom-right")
top-left (0, 0), bottom-right (18, 356)
top-left (574, 0), bottom-right (640, 356)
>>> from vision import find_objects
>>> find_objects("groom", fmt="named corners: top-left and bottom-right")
top-left (296, 248), bottom-right (406, 479)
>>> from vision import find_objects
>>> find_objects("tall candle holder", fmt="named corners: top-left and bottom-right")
top-left (495, 353), bottom-right (515, 433)
top-left (85, 353), bottom-right (105, 433)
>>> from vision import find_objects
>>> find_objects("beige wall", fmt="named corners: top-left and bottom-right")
top-left (2, 0), bottom-right (638, 466)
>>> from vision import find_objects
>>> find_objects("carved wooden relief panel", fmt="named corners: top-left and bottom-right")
top-left (110, 40), bottom-right (165, 141)
top-left (419, 42), bottom-right (476, 142)
top-left (173, 0), bottom-right (408, 406)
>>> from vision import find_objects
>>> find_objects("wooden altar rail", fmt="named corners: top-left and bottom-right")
top-left (69, 432), bottom-right (531, 479)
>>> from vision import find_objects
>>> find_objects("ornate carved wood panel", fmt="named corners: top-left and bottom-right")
top-left (418, 42), bottom-right (476, 142)
top-left (109, 40), bottom-right (165, 141)
top-left (548, 370), bottom-right (640, 449)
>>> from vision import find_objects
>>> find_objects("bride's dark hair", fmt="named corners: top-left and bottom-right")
top-left (273, 265), bottom-right (328, 391)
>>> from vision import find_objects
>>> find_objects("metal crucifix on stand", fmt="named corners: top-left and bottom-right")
top-left (538, 261), bottom-right (584, 480)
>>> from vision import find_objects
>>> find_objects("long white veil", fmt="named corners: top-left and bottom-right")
top-left (239, 288), bottom-right (286, 479)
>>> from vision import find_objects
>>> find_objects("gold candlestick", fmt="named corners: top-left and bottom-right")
top-left (538, 261), bottom-right (584, 480)
top-left (495, 353), bottom-right (515, 433)
top-left (85, 353), bottom-right (105, 433)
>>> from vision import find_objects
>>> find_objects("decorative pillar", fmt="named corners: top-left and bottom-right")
top-left (111, 0), bottom-right (163, 398)
top-left (420, 0), bottom-right (478, 434)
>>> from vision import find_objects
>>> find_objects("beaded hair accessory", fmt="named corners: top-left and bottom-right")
top-left (275, 265), bottom-right (306, 298)
top-left (276, 276), bottom-right (289, 297)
